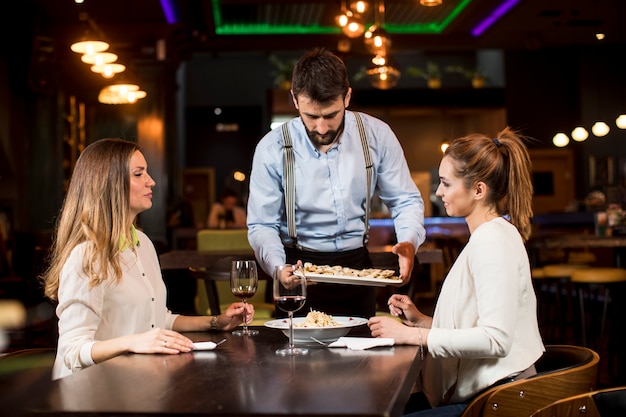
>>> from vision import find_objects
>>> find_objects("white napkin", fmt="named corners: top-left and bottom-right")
top-left (192, 341), bottom-right (217, 350)
top-left (328, 337), bottom-right (394, 350)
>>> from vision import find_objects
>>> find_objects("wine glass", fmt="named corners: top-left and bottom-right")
top-left (273, 264), bottom-right (308, 356)
top-left (230, 260), bottom-right (259, 336)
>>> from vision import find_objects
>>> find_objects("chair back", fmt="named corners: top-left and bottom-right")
top-left (460, 345), bottom-right (600, 417)
top-left (530, 386), bottom-right (626, 417)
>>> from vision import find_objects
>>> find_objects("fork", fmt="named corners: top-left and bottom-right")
top-left (310, 337), bottom-right (328, 346)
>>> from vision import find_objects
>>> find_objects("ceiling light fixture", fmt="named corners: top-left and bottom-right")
top-left (98, 83), bottom-right (147, 104)
top-left (616, 114), bottom-right (626, 129)
top-left (571, 127), bottom-right (589, 142)
top-left (592, 121), bottom-right (610, 137)
top-left (350, 1), bottom-right (369, 14)
top-left (364, 0), bottom-right (391, 55)
top-left (366, 63), bottom-right (401, 90)
top-left (80, 52), bottom-right (118, 65)
top-left (91, 63), bottom-right (126, 78)
top-left (341, 11), bottom-right (365, 38)
top-left (420, 0), bottom-right (443, 6)
top-left (552, 133), bottom-right (569, 147)
top-left (71, 39), bottom-right (109, 55)
top-left (70, 13), bottom-right (110, 54)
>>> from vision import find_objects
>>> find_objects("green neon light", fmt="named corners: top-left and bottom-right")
top-left (211, 0), bottom-right (472, 36)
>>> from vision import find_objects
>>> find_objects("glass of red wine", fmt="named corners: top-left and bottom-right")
top-left (273, 264), bottom-right (308, 356)
top-left (230, 260), bottom-right (259, 336)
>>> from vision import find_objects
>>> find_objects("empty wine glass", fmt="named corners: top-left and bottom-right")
top-left (230, 260), bottom-right (259, 336)
top-left (273, 264), bottom-right (308, 356)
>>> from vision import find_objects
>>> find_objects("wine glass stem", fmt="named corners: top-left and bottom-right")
top-left (288, 311), bottom-right (294, 349)
top-left (241, 299), bottom-right (248, 332)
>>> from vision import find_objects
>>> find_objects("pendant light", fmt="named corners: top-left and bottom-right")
top-left (81, 52), bottom-right (118, 66)
top-left (91, 63), bottom-right (126, 78)
top-left (552, 132), bottom-right (570, 147)
top-left (592, 121), bottom-right (610, 137)
top-left (364, 0), bottom-right (391, 56)
top-left (70, 13), bottom-right (110, 54)
top-left (420, 0), bottom-right (443, 6)
top-left (616, 114), bottom-right (626, 129)
top-left (336, 1), bottom-right (365, 38)
top-left (571, 126), bottom-right (589, 142)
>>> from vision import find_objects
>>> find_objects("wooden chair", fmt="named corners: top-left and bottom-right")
top-left (195, 229), bottom-right (274, 325)
top-left (531, 386), bottom-right (626, 417)
top-left (460, 345), bottom-right (600, 417)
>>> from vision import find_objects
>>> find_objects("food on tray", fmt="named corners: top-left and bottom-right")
top-left (303, 262), bottom-right (398, 280)
top-left (294, 310), bottom-right (340, 328)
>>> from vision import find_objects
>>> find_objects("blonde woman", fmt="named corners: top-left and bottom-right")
top-left (368, 127), bottom-right (544, 417)
top-left (42, 138), bottom-right (254, 380)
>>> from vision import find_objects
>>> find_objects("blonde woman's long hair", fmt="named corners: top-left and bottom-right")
top-left (42, 138), bottom-right (141, 301)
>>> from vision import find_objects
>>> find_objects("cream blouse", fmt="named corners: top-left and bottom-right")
top-left (422, 217), bottom-right (544, 405)
top-left (52, 231), bottom-right (178, 380)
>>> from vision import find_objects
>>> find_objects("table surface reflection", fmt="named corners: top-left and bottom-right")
top-left (29, 326), bottom-right (422, 417)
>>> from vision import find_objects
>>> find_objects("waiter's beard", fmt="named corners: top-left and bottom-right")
top-left (304, 116), bottom-right (345, 148)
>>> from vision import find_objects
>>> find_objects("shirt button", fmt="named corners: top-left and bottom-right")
top-left (151, 324), bottom-right (155, 328)
top-left (152, 298), bottom-right (155, 301)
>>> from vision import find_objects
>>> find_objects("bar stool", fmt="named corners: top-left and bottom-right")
top-left (534, 263), bottom-right (589, 343)
top-left (570, 267), bottom-right (626, 384)
top-left (570, 268), bottom-right (626, 347)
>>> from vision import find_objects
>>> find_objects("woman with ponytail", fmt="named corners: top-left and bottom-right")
top-left (368, 127), bottom-right (544, 417)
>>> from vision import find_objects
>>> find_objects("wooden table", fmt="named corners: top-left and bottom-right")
top-left (528, 234), bottom-right (626, 267)
top-left (26, 326), bottom-right (423, 417)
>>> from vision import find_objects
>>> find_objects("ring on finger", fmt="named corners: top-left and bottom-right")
top-left (163, 340), bottom-right (167, 347)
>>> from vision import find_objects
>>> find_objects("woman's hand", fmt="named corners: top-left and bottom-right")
top-left (387, 294), bottom-right (425, 325)
top-left (368, 316), bottom-right (421, 345)
top-left (129, 327), bottom-right (194, 354)
top-left (219, 302), bottom-right (255, 330)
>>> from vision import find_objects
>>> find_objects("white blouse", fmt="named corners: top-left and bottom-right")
top-left (53, 231), bottom-right (178, 379)
top-left (423, 217), bottom-right (545, 405)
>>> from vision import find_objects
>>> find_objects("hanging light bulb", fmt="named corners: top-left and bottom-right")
top-left (440, 141), bottom-right (450, 153)
top-left (420, 0), bottom-right (442, 6)
top-left (616, 114), bottom-right (626, 129)
top-left (364, 26), bottom-right (391, 55)
top-left (592, 121), bottom-right (610, 137)
top-left (571, 126), bottom-right (589, 142)
top-left (80, 52), bottom-right (118, 65)
top-left (99, 82), bottom-right (146, 104)
top-left (91, 63), bottom-right (126, 78)
top-left (366, 62), bottom-right (401, 90)
top-left (350, 1), bottom-right (369, 14)
top-left (364, 1), bottom-right (390, 56)
top-left (71, 39), bottom-right (109, 55)
top-left (70, 14), bottom-right (110, 54)
top-left (341, 11), bottom-right (365, 38)
top-left (552, 133), bottom-right (570, 147)
top-left (371, 54), bottom-right (386, 66)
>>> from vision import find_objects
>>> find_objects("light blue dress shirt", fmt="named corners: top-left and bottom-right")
top-left (247, 111), bottom-right (425, 275)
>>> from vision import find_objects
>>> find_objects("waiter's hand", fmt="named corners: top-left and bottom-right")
top-left (391, 241), bottom-right (415, 286)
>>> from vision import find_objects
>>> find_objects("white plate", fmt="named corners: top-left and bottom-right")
top-left (301, 272), bottom-right (402, 287)
top-left (192, 341), bottom-right (218, 350)
top-left (264, 316), bottom-right (368, 343)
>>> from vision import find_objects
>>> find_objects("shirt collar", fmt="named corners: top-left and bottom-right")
top-left (120, 224), bottom-right (140, 251)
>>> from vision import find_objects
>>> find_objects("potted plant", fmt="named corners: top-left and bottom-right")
top-left (269, 54), bottom-right (297, 90)
top-left (445, 65), bottom-right (488, 88)
top-left (406, 61), bottom-right (441, 88)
